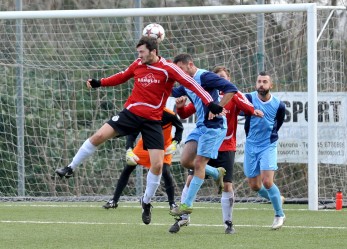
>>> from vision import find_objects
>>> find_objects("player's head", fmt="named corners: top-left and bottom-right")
top-left (256, 71), bottom-right (273, 97)
top-left (173, 53), bottom-right (196, 77)
top-left (136, 36), bottom-right (159, 64)
top-left (213, 66), bottom-right (231, 81)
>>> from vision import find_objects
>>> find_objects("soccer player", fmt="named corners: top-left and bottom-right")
top-left (169, 66), bottom-right (263, 234)
top-left (54, 37), bottom-right (224, 225)
top-left (243, 71), bottom-right (286, 230)
top-left (102, 107), bottom-right (183, 210)
top-left (169, 54), bottom-right (238, 218)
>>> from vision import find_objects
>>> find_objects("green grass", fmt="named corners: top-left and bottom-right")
top-left (0, 202), bottom-right (346, 249)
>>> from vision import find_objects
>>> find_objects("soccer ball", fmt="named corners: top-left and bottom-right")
top-left (142, 23), bottom-right (165, 43)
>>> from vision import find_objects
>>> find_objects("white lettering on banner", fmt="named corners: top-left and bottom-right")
top-left (168, 93), bottom-right (347, 164)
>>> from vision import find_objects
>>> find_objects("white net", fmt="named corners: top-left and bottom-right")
top-left (0, 5), bottom-right (346, 206)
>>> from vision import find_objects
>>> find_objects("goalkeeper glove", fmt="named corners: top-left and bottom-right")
top-left (165, 140), bottom-right (178, 155)
top-left (126, 148), bottom-right (139, 166)
top-left (90, 79), bottom-right (101, 88)
top-left (207, 102), bottom-right (223, 115)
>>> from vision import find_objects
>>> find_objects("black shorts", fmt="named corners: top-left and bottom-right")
top-left (106, 109), bottom-right (164, 150)
top-left (188, 151), bottom-right (235, 182)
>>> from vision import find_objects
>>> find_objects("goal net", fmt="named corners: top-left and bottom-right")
top-left (0, 4), bottom-right (346, 208)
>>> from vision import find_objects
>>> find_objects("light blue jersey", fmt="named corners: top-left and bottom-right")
top-left (172, 68), bottom-right (238, 129)
top-left (243, 91), bottom-right (285, 178)
top-left (189, 69), bottom-right (226, 128)
top-left (244, 91), bottom-right (285, 147)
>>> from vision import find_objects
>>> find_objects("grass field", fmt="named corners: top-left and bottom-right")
top-left (0, 201), bottom-right (346, 249)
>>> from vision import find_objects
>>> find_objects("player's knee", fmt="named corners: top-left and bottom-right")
top-left (262, 177), bottom-right (274, 189)
top-left (180, 158), bottom-right (193, 169)
top-left (248, 181), bottom-right (261, 191)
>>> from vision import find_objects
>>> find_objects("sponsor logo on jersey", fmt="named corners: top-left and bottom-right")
top-left (138, 73), bottom-right (160, 87)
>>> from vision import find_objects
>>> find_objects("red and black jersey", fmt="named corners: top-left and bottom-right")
top-left (100, 57), bottom-right (213, 121)
top-left (177, 91), bottom-right (254, 151)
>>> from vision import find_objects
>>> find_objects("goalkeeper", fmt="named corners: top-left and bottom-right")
top-left (103, 107), bottom-right (183, 210)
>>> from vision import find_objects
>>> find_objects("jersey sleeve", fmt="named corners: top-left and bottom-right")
top-left (239, 93), bottom-right (253, 116)
top-left (172, 86), bottom-right (187, 98)
top-left (232, 91), bottom-right (254, 115)
top-left (100, 60), bottom-right (137, 87)
top-left (162, 109), bottom-right (184, 143)
top-left (170, 114), bottom-right (184, 143)
top-left (200, 72), bottom-right (238, 93)
top-left (176, 102), bottom-right (196, 119)
top-left (275, 101), bottom-right (286, 131)
top-left (167, 63), bottom-right (213, 105)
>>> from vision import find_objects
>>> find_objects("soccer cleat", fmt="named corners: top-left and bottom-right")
top-left (271, 215), bottom-right (286, 230)
top-left (55, 166), bottom-right (74, 178)
top-left (169, 203), bottom-right (193, 216)
top-left (140, 197), bottom-right (153, 225)
top-left (215, 167), bottom-right (226, 194)
top-left (169, 216), bottom-right (190, 233)
top-left (102, 199), bottom-right (118, 209)
top-left (224, 220), bottom-right (236, 234)
top-left (170, 203), bottom-right (178, 210)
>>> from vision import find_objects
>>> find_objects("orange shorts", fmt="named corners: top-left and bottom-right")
top-left (133, 145), bottom-right (172, 169)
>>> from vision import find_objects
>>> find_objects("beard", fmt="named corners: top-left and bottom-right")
top-left (257, 88), bottom-right (269, 97)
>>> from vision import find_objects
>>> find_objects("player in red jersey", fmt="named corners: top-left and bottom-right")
top-left (55, 36), bottom-right (223, 225)
top-left (169, 66), bottom-right (263, 234)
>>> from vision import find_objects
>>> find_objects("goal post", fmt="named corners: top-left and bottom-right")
top-left (0, 3), bottom-right (346, 211)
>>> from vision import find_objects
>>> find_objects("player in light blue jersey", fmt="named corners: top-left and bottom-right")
top-left (243, 71), bottom-right (286, 230)
top-left (169, 53), bottom-right (238, 218)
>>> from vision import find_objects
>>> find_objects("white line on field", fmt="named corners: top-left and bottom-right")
top-left (0, 203), bottom-right (314, 211)
top-left (0, 220), bottom-right (346, 230)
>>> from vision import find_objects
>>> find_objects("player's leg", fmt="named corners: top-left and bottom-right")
top-left (55, 109), bottom-right (138, 178)
top-left (161, 163), bottom-right (176, 209)
top-left (182, 171), bottom-right (193, 203)
top-left (180, 140), bottom-right (197, 169)
top-left (169, 171), bottom-right (192, 234)
top-left (218, 151), bottom-right (236, 234)
top-left (103, 164), bottom-right (136, 209)
top-left (222, 182), bottom-right (235, 234)
top-left (171, 127), bottom-right (226, 215)
top-left (260, 144), bottom-right (285, 229)
top-left (55, 123), bottom-right (117, 178)
top-left (140, 120), bottom-right (164, 225)
top-left (263, 170), bottom-right (285, 229)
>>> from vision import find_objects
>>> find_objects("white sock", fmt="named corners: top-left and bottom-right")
top-left (143, 171), bottom-right (162, 203)
top-left (69, 139), bottom-right (97, 170)
top-left (221, 191), bottom-right (234, 222)
top-left (181, 184), bottom-right (189, 203)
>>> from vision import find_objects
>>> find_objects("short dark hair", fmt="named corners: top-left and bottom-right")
top-left (173, 53), bottom-right (193, 64)
top-left (136, 36), bottom-right (158, 54)
top-left (258, 71), bottom-right (272, 83)
top-left (259, 71), bottom-right (269, 76)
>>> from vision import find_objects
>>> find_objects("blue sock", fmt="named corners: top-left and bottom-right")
top-left (267, 184), bottom-right (284, 217)
top-left (257, 185), bottom-right (270, 200)
top-left (184, 176), bottom-right (204, 207)
top-left (205, 165), bottom-right (219, 180)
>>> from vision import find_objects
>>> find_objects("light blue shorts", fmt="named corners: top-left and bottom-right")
top-left (186, 126), bottom-right (226, 159)
top-left (243, 142), bottom-right (278, 178)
